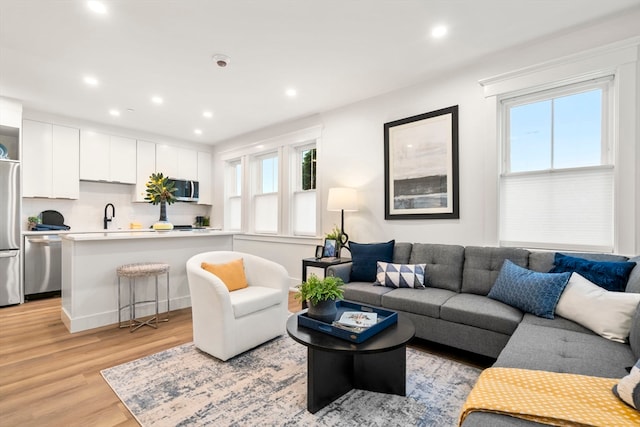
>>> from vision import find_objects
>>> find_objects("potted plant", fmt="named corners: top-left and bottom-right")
top-left (296, 274), bottom-right (344, 323)
top-left (144, 172), bottom-right (177, 230)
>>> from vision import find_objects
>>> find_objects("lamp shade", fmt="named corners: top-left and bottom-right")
top-left (327, 187), bottom-right (358, 212)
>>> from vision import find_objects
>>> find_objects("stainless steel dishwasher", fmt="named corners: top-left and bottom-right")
top-left (24, 234), bottom-right (62, 299)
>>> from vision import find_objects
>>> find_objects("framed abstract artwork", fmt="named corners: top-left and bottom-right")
top-left (384, 105), bottom-right (459, 220)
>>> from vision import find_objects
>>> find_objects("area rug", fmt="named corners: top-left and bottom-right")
top-left (101, 336), bottom-right (481, 426)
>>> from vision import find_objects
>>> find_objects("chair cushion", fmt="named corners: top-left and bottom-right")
top-left (556, 273), bottom-right (640, 343)
top-left (229, 286), bottom-right (282, 318)
top-left (488, 260), bottom-right (570, 319)
top-left (549, 253), bottom-right (636, 292)
top-left (349, 240), bottom-right (395, 282)
top-left (201, 258), bottom-right (248, 291)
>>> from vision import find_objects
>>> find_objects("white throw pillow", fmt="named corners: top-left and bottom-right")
top-left (556, 273), bottom-right (640, 343)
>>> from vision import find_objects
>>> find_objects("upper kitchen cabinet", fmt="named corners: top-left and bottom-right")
top-left (156, 144), bottom-right (198, 180)
top-left (22, 119), bottom-right (80, 199)
top-left (133, 139), bottom-right (156, 202)
top-left (80, 131), bottom-right (136, 184)
top-left (197, 151), bottom-right (212, 205)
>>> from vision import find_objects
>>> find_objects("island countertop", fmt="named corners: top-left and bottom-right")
top-left (60, 229), bottom-right (234, 241)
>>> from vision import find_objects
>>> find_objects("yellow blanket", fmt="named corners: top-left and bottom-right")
top-left (459, 367), bottom-right (640, 427)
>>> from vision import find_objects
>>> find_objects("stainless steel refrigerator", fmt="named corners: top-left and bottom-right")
top-left (0, 159), bottom-right (21, 306)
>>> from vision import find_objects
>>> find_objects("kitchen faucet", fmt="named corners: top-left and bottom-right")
top-left (104, 203), bottom-right (115, 230)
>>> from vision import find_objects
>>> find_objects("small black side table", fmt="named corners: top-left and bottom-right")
top-left (301, 257), bottom-right (352, 282)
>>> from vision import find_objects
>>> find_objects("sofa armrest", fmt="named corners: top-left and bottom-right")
top-left (327, 262), bottom-right (352, 283)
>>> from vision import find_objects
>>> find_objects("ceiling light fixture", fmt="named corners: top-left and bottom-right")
top-left (109, 109), bottom-right (120, 116)
top-left (194, 129), bottom-right (203, 135)
top-left (431, 24), bottom-right (448, 39)
top-left (87, 1), bottom-right (107, 14)
top-left (83, 76), bottom-right (99, 86)
top-left (285, 88), bottom-right (297, 97)
top-left (203, 111), bottom-right (213, 118)
top-left (212, 54), bottom-right (230, 68)
top-left (151, 96), bottom-right (163, 104)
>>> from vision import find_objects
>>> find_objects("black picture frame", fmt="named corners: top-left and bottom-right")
top-left (323, 239), bottom-right (337, 257)
top-left (315, 245), bottom-right (324, 259)
top-left (384, 105), bottom-right (459, 220)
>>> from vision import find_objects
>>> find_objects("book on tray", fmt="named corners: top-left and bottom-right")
top-left (334, 311), bottom-right (378, 329)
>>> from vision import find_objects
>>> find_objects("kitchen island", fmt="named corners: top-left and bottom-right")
top-left (60, 230), bottom-right (235, 332)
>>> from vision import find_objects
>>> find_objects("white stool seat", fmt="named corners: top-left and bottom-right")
top-left (117, 262), bottom-right (170, 332)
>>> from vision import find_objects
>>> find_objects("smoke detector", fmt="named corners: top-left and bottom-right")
top-left (212, 54), bottom-right (231, 68)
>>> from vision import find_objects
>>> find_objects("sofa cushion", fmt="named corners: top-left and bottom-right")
top-left (381, 287), bottom-right (456, 318)
top-left (462, 246), bottom-right (529, 295)
top-left (556, 273), bottom-right (640, 343)
top-left (627, 256), bottom-right (640, 294)
top-left (393, 242), bottom-right (413, 264)
top-left (342, 282), bottom-right (394, 307)
top-left (440, 294), bottom-right (523, 335)
top-left (612, 359), bottom-right (640, 409)
top-left (549, 253), bottom-right (636, 292)
top-left (528, 251), bottom-right (629, 274)
top-left (488, 260), bottom-right (570, 319)
top-left (374, 261), bottom-right (426, 289)
top-left (520, 313), bottom-right (594, 335)
top-left (630, 305), bottom-right (640, 360)
top-left (349, 240), bottom-right (395, 282)
top-left (494, 322), bottom-right (636, 379)
top-left (409, 243), bottom-right (465, 292)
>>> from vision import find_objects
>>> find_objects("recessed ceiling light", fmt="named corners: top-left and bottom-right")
top-left (285, 88), bottom-right (297, 97)
top-left (212, 54), bottom-right (231, 68)
top-left (431, 25), bottom-right (448, 39)
top-left (109, 109), bottom-right (120, 117)
top-left (87, 1), bottom-right (107, 14)
top-left (203, 111), bottom-right (213, 118)
top-left (83, 76), bottom-right (99, 86)
top-left (194, 129), bottom-right (203, 135)
top-left (151, 96), bottom-right (163, 104)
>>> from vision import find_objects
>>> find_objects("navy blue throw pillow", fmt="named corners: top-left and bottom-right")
top-left (488, 260), bottom-right (571, 319)
top-left (549, 253), bottom-right (636, 292)
top-left (349, 240), bottom-right (395, 282)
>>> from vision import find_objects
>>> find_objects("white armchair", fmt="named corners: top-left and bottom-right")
top-left (186, 251), bottom-right (289, 361)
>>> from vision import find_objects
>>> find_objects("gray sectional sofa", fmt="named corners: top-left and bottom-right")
top-left (327, 242), bottom-right (640, 427)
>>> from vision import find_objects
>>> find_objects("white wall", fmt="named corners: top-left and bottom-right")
top-left (213, 10), bottom-right (640, 279)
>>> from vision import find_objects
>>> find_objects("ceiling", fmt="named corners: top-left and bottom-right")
top-left (1, 1), bottom-right (639, 145)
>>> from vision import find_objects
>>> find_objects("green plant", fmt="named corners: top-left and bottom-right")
top-left (295, 274), bottom-right (344, 305)
top-left (325, 225), bottom-right (341, 241)
top-left (145, 172), bottom-right (177, 205)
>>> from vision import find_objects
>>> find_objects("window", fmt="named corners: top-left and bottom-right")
top-left (226, 160), bottom-right (242, 231)
top-left (292, 145), bottom-right (317, 236)
top-left (253, 152), bottom-right (279, 234)
top-left (500, 77), bottom-right (614, 251)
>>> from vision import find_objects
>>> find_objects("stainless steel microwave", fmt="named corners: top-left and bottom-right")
top-left (168, 178), bottom-right (199, 202)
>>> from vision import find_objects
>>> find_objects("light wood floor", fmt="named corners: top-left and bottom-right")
top-left (0, 294), bottom-right (488, 426)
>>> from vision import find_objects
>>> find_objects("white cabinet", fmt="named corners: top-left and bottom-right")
top-left (133, 140), bottom-right (156, 202)
top-left (197, 151), bottom-right (212, 205)
top-left (156, 144), bottom-right (198, 180)
top-left (22, 119), bottom-right (79, 199)
top-left (80, 131), bottom-right (136, 184)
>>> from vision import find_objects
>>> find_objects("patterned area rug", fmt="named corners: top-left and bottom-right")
top-left (101, 336), bottom-right (481, 426)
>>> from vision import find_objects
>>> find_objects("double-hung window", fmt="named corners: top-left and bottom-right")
top-left (252, 152), bottom-right (279, 234)
top-left (499, 77), bottom-right (614, 251)
top-left (292, 145), bottom-right (317, 236)
top-left (225, 160), bottom-right (242, 231)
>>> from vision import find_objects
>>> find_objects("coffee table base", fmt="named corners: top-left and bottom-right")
top-left (306, 346), bottom-right (406, 413)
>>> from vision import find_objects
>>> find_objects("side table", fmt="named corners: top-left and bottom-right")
top-left (301, 257), bottom-right (351, 282)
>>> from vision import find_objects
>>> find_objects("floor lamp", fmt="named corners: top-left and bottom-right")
top-left (327, 188), bottom-right (358, 253)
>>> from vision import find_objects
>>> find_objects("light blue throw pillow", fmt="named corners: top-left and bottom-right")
top-left (488, 260), bottom-right (571, 319)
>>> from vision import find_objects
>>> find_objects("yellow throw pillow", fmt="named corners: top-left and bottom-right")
top-left (201, 258), bottom-right (248, 292)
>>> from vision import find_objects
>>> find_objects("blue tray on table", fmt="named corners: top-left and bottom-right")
top-left (297, 300), bottom-right (398, 343)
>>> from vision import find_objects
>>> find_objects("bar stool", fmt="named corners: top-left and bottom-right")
top-left (117, 262), bottom-right (170, 332)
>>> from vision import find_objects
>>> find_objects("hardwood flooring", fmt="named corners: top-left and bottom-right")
top-left (0, 293), bottom-right (489, 426)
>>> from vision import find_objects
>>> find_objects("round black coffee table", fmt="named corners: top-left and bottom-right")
top-left (286, 313), bottom-right (415, 413)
